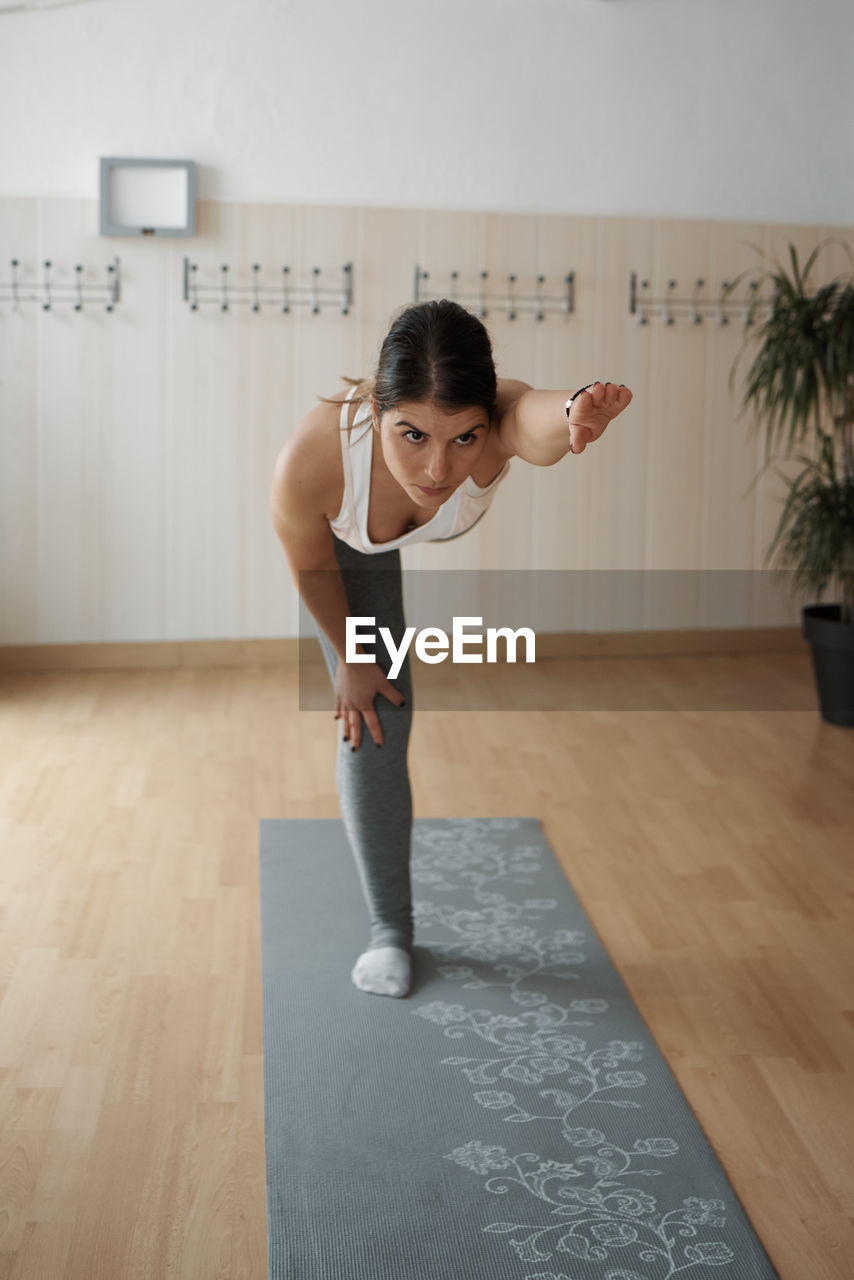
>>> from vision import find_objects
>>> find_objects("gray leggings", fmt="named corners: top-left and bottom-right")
top-left (316, 535), bottom-right (414, 952)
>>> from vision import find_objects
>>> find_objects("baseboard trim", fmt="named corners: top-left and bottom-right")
top-left (0, 627), bottom-right (805, 674)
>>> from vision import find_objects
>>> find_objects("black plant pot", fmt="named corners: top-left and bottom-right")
top-left (801, 604), bottom-right (854, 728)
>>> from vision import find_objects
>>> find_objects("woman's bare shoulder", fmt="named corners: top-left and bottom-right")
top-left (481, 378), bottom-right (534, 467)
top-left (495, 378), bottom-right (534, 415)
top-left (272, 392), bottom-right (351, 519)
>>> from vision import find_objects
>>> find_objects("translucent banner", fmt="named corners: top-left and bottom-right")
top-left (298, 569), bottom-right (821, 711)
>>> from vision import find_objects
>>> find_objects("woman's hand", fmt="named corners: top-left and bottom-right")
top-left (334, 660), bottom-right (405, 750)
top-left (567, 381), bottom-right (633, 455)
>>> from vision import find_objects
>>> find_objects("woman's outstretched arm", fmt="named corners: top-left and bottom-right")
top-left (495, 380), bottom-right (633, 465)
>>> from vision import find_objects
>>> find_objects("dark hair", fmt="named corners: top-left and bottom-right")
top-left (373, 299), bottom-right (497, 415)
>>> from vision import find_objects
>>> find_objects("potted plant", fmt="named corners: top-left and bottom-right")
top-left (730, 242), bottom-right (854, 727)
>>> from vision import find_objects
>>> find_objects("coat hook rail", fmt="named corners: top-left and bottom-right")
top-left (0, 258), bottom-right (121, 312)
top-left (629, 272), bottom-right (766, 326)
top-left (413, 266), bottom-right (575, 320)
top-left (182, 259), bottom-right (354, 315)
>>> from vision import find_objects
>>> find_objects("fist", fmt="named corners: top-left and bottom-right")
top-left (567, 381), bottom-right (632, 454)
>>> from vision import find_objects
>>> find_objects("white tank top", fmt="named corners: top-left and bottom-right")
top-left (328, 387), bottom-right (511, 554)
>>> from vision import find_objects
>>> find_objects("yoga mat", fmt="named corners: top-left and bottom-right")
top-left (260, 817), bottom-right (779, 1280)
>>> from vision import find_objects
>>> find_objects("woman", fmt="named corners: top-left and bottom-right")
top-left (270, 300), bottom-right (631, 999)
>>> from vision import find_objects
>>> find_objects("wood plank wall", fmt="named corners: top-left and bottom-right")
top-left (1, 199), bottom-right (851, 651)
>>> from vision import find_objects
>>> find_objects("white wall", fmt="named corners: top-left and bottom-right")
top-left (2, 0), bottom-right (852, 649)
top-left (1, 0), bottom-right (852, 225)
top-left (2, 196), bottom-right (850, 646)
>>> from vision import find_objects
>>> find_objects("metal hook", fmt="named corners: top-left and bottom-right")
top-left (690, 278), bottom-right (705, 325)
top-left (717, 280), bottom-right (730, 326)
top-left (42, 260), bottom-right (52, 312)
top-left (220, 264), bottom-right (229, 312)
top-left (252, 264), bottom-right (261, 312)
top-left (311, 267), bottom-right (321, 315)
top-left (638, 278), bottom-right (649, 326)
top-left (281, 265), bottom-right (290, 314)
top-left (535, 274), bottom-right (545, 322)
top-left (106, 259), bottom-right (119, 312)
top-left (506, 274), bottom-right (517, 321)
top-left (479, 270), bottom-right (488, 318)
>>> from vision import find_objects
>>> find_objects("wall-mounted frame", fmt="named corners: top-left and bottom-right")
top-left (99, 157), bottom-right (197, 238)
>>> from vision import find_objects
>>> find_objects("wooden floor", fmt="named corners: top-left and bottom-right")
top-left (0, 652), bottom-right (852, 1279)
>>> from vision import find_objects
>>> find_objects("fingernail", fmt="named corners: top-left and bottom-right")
top-left (351, 745), bottom-right (357, 753)
top-left (376, 742), bottom-right (382, 748)
top-left (343, 736), bottom-right (349, 742)
top-left (399, 700), bottom-right (406, 708)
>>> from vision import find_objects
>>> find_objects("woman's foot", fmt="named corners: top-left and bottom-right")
top-left (351, 946), bottom-right (412, 998)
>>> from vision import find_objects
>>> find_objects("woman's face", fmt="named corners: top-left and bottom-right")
top-left (371, 398), bottom-right (491, 507)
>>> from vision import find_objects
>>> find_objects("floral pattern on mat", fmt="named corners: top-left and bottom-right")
top-left (410, 818), bottom-right (738, 1279)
